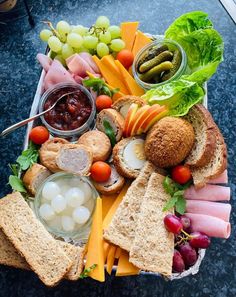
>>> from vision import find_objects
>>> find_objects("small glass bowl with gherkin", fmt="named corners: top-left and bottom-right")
top-left (133, 38), bottom-right (187, 90)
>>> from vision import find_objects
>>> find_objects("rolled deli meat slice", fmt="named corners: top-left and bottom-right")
top-left (185, 213), bottom-right (231, 239)
top-left (207, 170), bottom-right (228, 184)
top-left (184, 185), bottom-right (230, 201)
top-left (186, 200), bottom-right (231, 222)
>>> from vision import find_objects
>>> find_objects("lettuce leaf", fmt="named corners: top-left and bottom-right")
top-left (165, 11), bottom-right (224, 84)
top-left (165, 11), bottom-right (213, 40)
top-left (143, 79), bottom-right (204, 116)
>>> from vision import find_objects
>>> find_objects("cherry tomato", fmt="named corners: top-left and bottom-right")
top-left (96, 95), bottom-right (112, 111)
top-left (117, 49), bottom-right (134, 69)
top-left (90, 161), bottom-right (111, 182)
top-left (171, 165), bottom-right (192, 184)
top-left (29, 126), bottom-right (50, 145)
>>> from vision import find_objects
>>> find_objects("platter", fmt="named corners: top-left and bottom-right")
top-left (0, 11), bottom-right (231, 286)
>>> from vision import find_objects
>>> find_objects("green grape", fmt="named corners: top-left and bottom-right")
top-left (72, 25), bottom-right (88, 36)
top-left (83, 35), bottom-right (98, 49)
top-left (95, 16), bottom-right (110, 29)
top-left (75, 46), bottom-right (90, 53)
top-left (40, 29), bottom-right (53, 42)
top-left (108, 25), bottom-right (121, 39)
top-left (61, 43), bottom-right (74, 59)
top-left (110, 39), bottom-right (125, 52)
top-left (48, 36), bottom-right (62, 53)
top-left (67, 33), bottom-right (83, 48)
top-left (97, 43), bottom-right (109, 57)
top-left (99, 31), bottom-right (111, 44)
top-left (56, 21), bottom-right (71, 35)
top-left (54, 55), bottom-right (66, 66)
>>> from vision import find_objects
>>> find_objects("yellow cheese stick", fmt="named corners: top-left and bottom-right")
top-left (116, 250), bottom-right (140, 276)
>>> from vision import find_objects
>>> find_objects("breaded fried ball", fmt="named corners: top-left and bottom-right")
top-left (144, 116), bottom-right (195, 168)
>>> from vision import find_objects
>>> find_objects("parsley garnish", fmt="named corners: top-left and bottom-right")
top-left (79, 264), bottom-right (97, 279)
top-left (83, 78), bottom-right (119, 97)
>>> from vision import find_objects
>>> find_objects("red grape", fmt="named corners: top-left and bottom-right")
top-left (172, 249), bottom-right (185, 273)
top-left (189, 232), bottom-right (211, 249)
top-left (179, 243), bottom-right (198, 267)
top-left (179, 215), bottom-right (191, 232)
top-left (164, 214), bottom-right (183, 234)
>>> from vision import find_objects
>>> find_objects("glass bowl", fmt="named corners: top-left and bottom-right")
top-left (39, 82), bottom-right (96, 141)
top-left (132, 38), bottom-right (187, 90)
top-left (34, 172), bottom-right (98, 241)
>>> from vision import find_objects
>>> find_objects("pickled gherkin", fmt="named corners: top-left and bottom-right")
top-left (162, 50), bottom-right (182, 81)
top-left (139, 50), bottom-right (173, 73)
top-left (139, 61), bottom-right (173, 82)
top-left (138, 44), bottom-right (168, 69)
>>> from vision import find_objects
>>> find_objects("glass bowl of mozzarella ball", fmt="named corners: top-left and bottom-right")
top-left (34, 172), bottom-right (98, 240)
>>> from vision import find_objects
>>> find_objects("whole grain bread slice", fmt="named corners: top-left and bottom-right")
top-left (103, 161), bottom-right (155, 251)
top-left (0, 192), bottom-right (72, 287)
top-left (191, 125), bottom-right (227, 188)
top-left (184, 104), bottom-right (217, 167)
top-left (129, 172), bottom-right (174, 276)
top-left (0, 228), bottom-right (85, 281)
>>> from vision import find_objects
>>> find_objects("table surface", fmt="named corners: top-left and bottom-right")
top-left (0, 0), bottom-right (235, 296)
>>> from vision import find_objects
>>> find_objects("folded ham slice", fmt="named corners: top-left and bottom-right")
top-left (66, 54), bottom-right (95, 77)
top-left (186, 200), bottom-right (231, 222)
top-left (208, 170), bottom-right (228, 184)
top-left (185, 213), bottom-right (231, 239)
top-left (37, 53), bottom-right (52, 72)
top-left (184, 185), bottom-right (230, 201)
top-left (78, 52), bottom-right (100, 73)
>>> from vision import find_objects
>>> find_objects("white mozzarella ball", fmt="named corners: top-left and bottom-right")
top-left (39, 204), bottom-right (55, 221)
top-left (51, 194), bottom-right (67, 213)
top-left (61, 216), bottom-right (75, 232)
top-left (72, 206), bottom-right (90, 224)
top-left (65, 187), bottom-right (85, 208)
top-left (42, 182), bottom-right (60, 201)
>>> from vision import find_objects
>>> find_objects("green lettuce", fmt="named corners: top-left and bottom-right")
top-left (165, 11), bottom-right (213, 39)
top-left (143, 79), bottom-right (204, 116)
top-left (165, 11), bottom-right (224, 84)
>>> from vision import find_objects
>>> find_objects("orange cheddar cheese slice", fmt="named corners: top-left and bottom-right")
top-left (121, 22), bottom-right (139, 51)
top-left (115, 247), bottom-right (122, 259)
top-left (115, 60), bottom-right (144, 96)
top-left (116, 250), bottom-right (140, 276)
top-left (92, 55), bottom-right (129, 95)
top-left (103, 183), bottom-right (130, 230)
top-left (103, 241), bottom-right (110, 262)
top-left (132, 31), bottom-right (152, 57)
top-left (106, 245), bottom-right (117, 275)
top-left (102, 194), bottom-right (116, 220)
top-left (85, 197), bottom-right (105, 282)
top-left (101, 55), bottom-right (120, 77)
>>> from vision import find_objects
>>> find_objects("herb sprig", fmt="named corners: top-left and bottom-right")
top-left (8, 141), bottom-right (39, 193)
top-left (162, 176), bottom-right (191, 215)
top-left (79, 264), bottom-right (97, 279)
top-left (103, 120), bottom-right (116, 147)
top-left (83, 78), bottom-right (119, 97)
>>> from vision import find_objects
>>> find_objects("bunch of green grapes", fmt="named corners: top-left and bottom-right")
top-left (39, 16), bottom-right (125, 65)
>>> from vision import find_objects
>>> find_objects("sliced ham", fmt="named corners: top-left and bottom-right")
top-left (37, 53), bottom-right (52, 72)
top-left (186, 200), bottom-right (231, 222)
top-left (43, 59), bottom-right (76, 90)
top-left (185, 213), bottom-right (231, 239)
top-left (78, 52), bottom-right (100, 73)
top-left (66, 54), bottom-right (95, 77)
top-left (184, 185), bottom-right (230, 202)
top-left (208, 170), bottom-right (228, 184)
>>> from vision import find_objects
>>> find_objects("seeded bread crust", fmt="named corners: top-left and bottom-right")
top-left (129, 172), bottom-right (174, 276)
top-left (184, 104), bottom-right (217, 167)
top-left (23, 163), bottom-right (51, 195)
top-left (56, 143), bottom-right (93, 175)
top-left (0, 192), bottom-right (72, 287)
top-left (39, 138), bottom-right (69, 173)
top-left (113, 137), bottom-right (145, 179)
top-left (191, 125), bottom-right (227, 188)
top-left (103, 162), bottom-right (155, 251)
top-left (96, 108), bottom-right (125, 142)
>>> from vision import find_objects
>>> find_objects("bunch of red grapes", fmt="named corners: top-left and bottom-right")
top-left (164, 214), bottom-right (211, 273)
